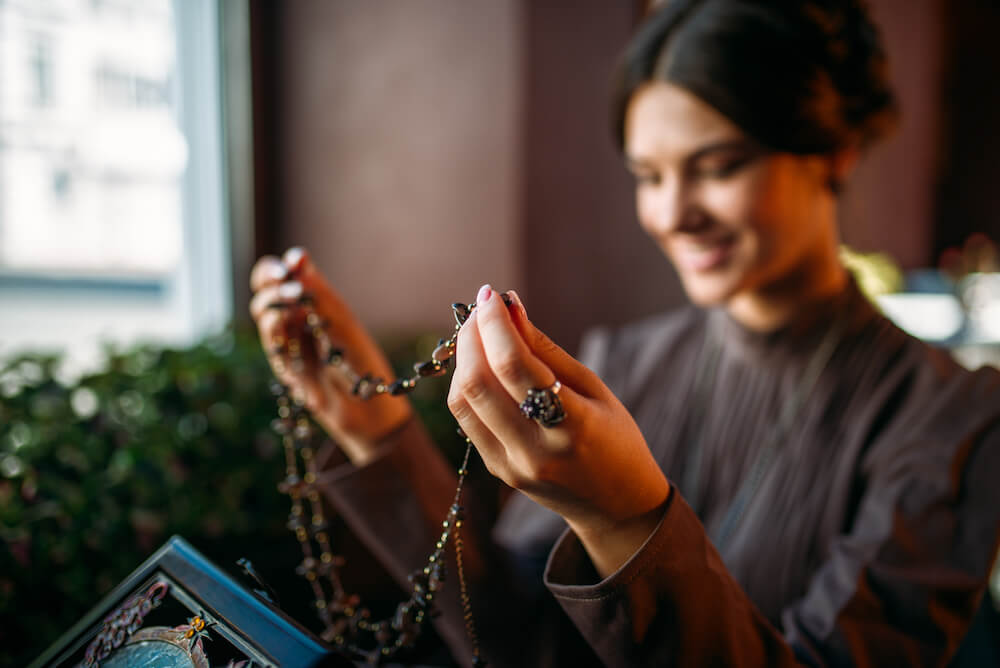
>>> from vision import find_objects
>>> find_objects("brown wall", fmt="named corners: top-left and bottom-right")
top-left (839, 0), bottom-right (942, 269)
top-left (519, 1), bottom-right (686, 350)
top-left (935, 0), bottom-right (1000, 257)
top-left (277, 1), bottom-right (523, 335)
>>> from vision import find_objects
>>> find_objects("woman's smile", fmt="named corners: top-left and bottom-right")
top-left (672, 233), bottom-right (738, 273)
top-left (625, 81), bottom-right (844, 327)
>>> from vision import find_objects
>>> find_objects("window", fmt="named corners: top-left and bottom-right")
top-left (0, 0), bottom-right (231, 375)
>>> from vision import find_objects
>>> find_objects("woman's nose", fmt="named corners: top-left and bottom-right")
top-left (643, 178), bottom-right (690, 235)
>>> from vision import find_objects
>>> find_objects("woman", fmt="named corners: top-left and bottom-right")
top-left (250, 1), bottom-right (1000, 665)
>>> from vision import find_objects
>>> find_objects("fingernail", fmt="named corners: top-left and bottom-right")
top-left (477, 284), bottom-right (493, 304)
top-left (506, 290), bottom-right (522, 308)
top-left (278, 281), bottom-right (303, 300)
top-left (283, 247), bottom-right (306, 271)
top-left (270, 263), bottom-right (288, 281)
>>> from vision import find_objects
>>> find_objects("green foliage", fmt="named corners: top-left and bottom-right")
top-left (0, 329), bottom-right (460, 668)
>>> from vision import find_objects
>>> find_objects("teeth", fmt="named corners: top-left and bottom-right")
top-left (684, 237), bottom-right (730, 251)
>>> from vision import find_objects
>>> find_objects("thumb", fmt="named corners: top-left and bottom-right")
top-left (505, 290), bottom-right (607, 400)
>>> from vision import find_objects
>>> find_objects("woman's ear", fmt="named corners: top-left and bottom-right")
top-left (827, 146), bottom-right (860, 193)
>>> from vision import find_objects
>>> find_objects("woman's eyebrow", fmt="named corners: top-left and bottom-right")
top-left (687, 138), bottom-right (762, 163)
top-left (625, 139), bottom-right (763, 170)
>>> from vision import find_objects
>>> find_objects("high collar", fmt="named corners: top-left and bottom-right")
top-left (705, 277), bottom-right (878, 365)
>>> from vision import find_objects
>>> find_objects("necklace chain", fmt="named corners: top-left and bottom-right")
top-left (270, 295), bottom-right (497, 666)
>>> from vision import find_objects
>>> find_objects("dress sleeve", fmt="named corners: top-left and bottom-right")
top-left (544, 416), bottom-right (1000, 667)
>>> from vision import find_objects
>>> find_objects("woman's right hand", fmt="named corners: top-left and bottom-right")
top-left (249, 247), bottom-right (413, 465)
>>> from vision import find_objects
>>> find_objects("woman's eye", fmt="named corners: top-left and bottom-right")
top-left (632, 171), bottom-right (661, 186)
top-left (696, 157), bottom-right (749, 179)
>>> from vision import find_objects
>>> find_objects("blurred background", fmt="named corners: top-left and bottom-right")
top-left (2, 0), bottom-right (1000, 665)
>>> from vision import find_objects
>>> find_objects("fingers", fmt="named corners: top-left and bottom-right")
top-left (282, 248), bottom-right (356, 337)
top-left (250, 255), bottom-right (288, 292)
top-left (450, 304), bottom-right (538, 459)
top-left (249, 280), bottom-right (304, 321)
top-left (450, 287), bottom-right (595, 485)
top-left (506, 290), bottom-right (607, 400)
top-left (473, 285), bottom-right (555, 403)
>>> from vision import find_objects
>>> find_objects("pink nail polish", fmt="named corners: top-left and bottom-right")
top-left (477, 284), bottom-right (493, 303)
top-left (271, 264), bottom-right (288, 281)
top-left (278, 281), bottom-right (303, 299)
top-left (283, 247), bottom-right (306, 270)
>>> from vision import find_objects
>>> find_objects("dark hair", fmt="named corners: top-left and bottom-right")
top-left (612, 0), bottom-right (898, 154)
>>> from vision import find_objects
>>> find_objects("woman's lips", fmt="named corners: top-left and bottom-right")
top-left (674, 236), bottom-right (737, 272)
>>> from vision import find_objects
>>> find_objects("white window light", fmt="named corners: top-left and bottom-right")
top-left (0, 0), bottom-right (232, 377)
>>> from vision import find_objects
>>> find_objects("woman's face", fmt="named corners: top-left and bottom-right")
top-left (624, 81), bottom-right (836, 307)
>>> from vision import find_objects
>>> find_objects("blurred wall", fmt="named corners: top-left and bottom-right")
top-left (276, 1), bottom-right (523, 335)
top-left (934, 0), bottom-right (1000, 256)
top-left (267, 1), bottom-right (954, 351)
top-left (839, 0), bottom-right (942, 269)
top-left (519, 2), bottom-right (685, 350)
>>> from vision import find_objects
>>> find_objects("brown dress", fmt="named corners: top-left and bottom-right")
top-left (316, 282), bottom-right (1000, 667)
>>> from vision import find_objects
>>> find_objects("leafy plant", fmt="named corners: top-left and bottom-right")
top-left (0, 328), bottom-right (460, 668)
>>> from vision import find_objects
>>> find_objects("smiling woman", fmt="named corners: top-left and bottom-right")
top-left (249, 1), bottom-right (1000, 666)
top-left (624, 83), bottom-right (848, 327)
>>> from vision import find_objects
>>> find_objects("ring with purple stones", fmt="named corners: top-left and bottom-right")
top-left (519, 380), bottom-right (566, 428)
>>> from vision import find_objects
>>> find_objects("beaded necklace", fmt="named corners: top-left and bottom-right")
top-left (270, 294), bottom-right (503, 666)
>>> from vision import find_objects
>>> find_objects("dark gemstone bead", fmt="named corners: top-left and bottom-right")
top-left (431, 342), bottom-right (454, 362)
top-left (451, 302), bottom-right (471, 325)
top-left (353, 374), bottom-right (379, 399)
top-left (414, 360), bottom-right (446, 377)
top-left (408, 571), bottom-right (428, 584)
top-left (392, 606), bottom-right (413, 631)
top-left (326, 347), bottom-right (344, 365)
top-left (295, 557), bottom-right (317, 575)
top-left (388, 379), bottom-right (416, 395)
top-left (308, 519), bottom-right (330, 532)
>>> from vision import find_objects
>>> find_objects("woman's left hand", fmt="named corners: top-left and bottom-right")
top-left (448, 284), bottom-right (672, 577)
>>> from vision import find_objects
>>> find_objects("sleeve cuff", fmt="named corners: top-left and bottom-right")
top-left (544, 486), bottom-right (679, 599)
top-left (312, 417), bottom-right (418, 486)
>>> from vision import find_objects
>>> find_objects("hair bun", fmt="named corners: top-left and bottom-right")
top-left (805, 0), bottom-right (898, 146)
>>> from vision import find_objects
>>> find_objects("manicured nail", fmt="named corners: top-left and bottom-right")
top-left (477, 284), bottom-right (493, 304)
top-left (278, 281), bottom-right (303, 300)
top-left (283, 247), bottom-right (306, 271)
top-left (267, 263), bottom-right (288, 281)
top-left (506, 290), bottom-right (522, 308)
